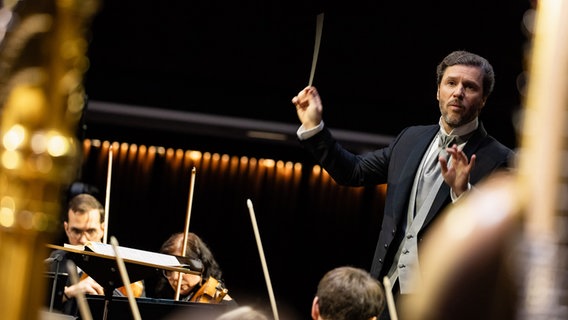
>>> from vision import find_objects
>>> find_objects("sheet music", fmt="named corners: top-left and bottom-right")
top-left (64, 241), bottom-right (184, 267)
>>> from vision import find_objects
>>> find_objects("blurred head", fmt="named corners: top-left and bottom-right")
top-left (312, 266), bottom-right (385, 320)
top-left (215, 306), bottom-right (268, 320)
top-left (64, 193), bottom-right (105, 245)
top-left (159, 232), bottom-right (223, 297)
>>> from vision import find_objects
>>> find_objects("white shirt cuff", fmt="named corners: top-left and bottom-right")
top-left (296, 121), bottom-right (324, 140)
top-left (451, 183), bottom-right (473, 202)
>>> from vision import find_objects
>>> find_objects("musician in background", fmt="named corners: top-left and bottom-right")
top-left (311, 266), bottom-right (386, 320)
top-left (154, 232), bottom-right (235, 305)
top-left (47, 193), bottom-right (145, 314)
top-left (46, 193), bottom-right (105, 314)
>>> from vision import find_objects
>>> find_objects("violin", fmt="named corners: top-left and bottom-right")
top-left (117, 280), bottom-right (145, 298)
top-left (174, 169), bottom-right (227, 304)
top-left (79, 272), bottom-right (145, 298)
top-left (189, 276), bottom-right (228, 303)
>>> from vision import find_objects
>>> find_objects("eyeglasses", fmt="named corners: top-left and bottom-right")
top-left (163, 269), bottom-right (202, 279)
top-left (162, 269), bottom-right (177, 279)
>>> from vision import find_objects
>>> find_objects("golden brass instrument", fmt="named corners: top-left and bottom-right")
top-left (0, 0), bottom-right (99, 319)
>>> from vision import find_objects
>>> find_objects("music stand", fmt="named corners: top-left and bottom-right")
top-left (46, 244), bottom-right (202, 320)
top-left (84, 296), bottom-right (232, 320)
top-left (44, 271), bottom-right (68, 312)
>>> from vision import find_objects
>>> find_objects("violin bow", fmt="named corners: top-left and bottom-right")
top-left (103, 144), bottom-right (113, 244)
top-left (110, 236), bottom-right (142, 320)
top-left (66, 260), bottom-right (93, 320)
top-left (101, 147), bottom-right (142, 318)
top-left (382, 277), bottom-right (399, 320)
top-left (175, 167), bottom-right (197, 300)
top-left (101, 144), bottom-right (144, 299)
top-left (247, 199), bottom-right (280, 320)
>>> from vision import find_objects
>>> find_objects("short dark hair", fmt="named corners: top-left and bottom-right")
top-left (66, 193), bottom-right (105, 223)
top-left (316, 266), bottom-right (386, 320)
top-left (436, 50), bottom-right (495, 98)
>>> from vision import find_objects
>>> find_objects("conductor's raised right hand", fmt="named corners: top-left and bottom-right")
top-left (291, 86), bottom-right (323, 129)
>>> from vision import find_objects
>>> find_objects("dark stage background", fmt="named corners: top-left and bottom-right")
top-left (60, 0), bottom-right (534, 318)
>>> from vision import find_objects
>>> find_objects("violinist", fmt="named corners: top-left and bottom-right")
top-left (154, 232), bottom-right (235, 305)
top-left (46, 193), bottom-right (145, 315)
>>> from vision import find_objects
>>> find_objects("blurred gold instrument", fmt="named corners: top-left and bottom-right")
top-left (0, 0), bottom-right (99, 319)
